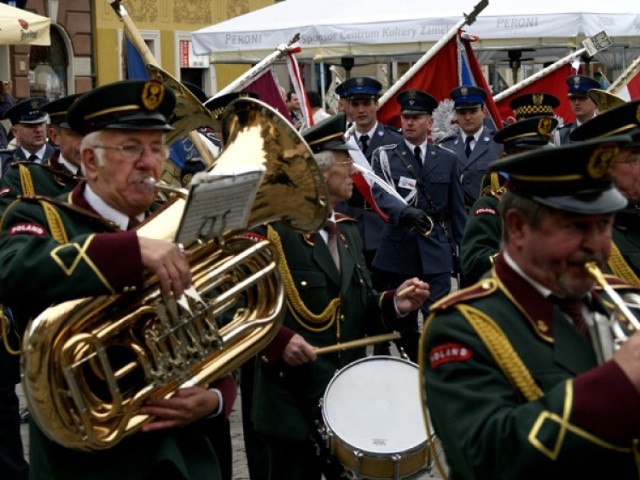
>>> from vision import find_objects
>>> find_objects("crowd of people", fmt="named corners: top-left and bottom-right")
top-left (0, 68), bottom-right (640, 480)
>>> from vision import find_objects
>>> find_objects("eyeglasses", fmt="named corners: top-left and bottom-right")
top-left (92, 144), bottom-right (170, 163)
top-left (333, 158), bottom-right (355, 168)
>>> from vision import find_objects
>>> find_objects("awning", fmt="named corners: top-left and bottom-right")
top-left (0, 3), bottom-right (51, 46)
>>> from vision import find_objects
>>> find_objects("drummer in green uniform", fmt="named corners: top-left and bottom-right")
top-left (0, 79), bottom-right (236, 480)
top-left (460, 115), bottom-right (558, 287)
top-left (570, 98), bottom-right (640, 285)
top-left (0, 93), bottom-right (83, 216)
top-left (420, 137), bottom-right (640, 479)
top-left (247, 113), bottom-right (429, 480)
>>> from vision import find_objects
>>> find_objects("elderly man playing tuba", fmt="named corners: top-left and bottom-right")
top-left (0, 79), bottom-right (235, 480)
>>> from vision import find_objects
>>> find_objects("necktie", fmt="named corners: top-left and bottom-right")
top-left (414, 146), bottom-right (422, 164)
top-left (127, 216), bottom-right (141, 230)
top-left (325, 220), bottom-right (340, 272)
top-left (550, 296), bottom-right (591, 341)
top-left (359, 134), bottom-right (370, 153)
top-left (464, 136), bottom-right (474, 158)
top-left (28, 154), bottom-right (38, 162)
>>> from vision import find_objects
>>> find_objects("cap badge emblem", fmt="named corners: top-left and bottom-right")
top-left (461, 87), bottom-right (468, 96)
top-left (142, 81), bottom-right (165, 111)
top-left (588, 144), bottom-right (618, 179)
top-left (537, 117), bottom-right (552, 136)
top-left (532, 93), bottom-right (544, 105)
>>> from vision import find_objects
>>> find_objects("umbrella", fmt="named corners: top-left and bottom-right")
top-left (0, 3), bottom-right (50, 46)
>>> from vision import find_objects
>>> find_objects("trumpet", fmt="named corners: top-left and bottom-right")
top-left (584, 261), bottom-right (640, 362)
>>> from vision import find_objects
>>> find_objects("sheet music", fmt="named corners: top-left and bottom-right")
top-left (175, 167), bottom-right (265, 247)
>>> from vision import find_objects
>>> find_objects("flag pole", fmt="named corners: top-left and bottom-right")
top-left (494, 31), bottom-right (613, 103)
top-left (109, 0), bottom-right (216, 168)
top-left (608, 53), bottom-right (640, 96)
top-left (377, 0), bottom-right (488, 108)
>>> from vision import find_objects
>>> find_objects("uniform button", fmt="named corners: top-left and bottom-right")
top-left (278, 371), bottom-right (284, 378)
top-left (260, 355), bottom-right (269, 363)
top-left (481, 281), bottom-right (492, 290)
top-left (300, 280), bottom-right (308, 287)
top-left (340, 314), bottom-right (345, 321)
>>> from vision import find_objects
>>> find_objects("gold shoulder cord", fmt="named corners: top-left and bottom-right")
top-left (608, 242), bottom-right (640, 286)
top-left (2, 200), bottom-right (70, 355)
top-left (457, 304), bottom-right (543, 401)
top-left (18, 164), bottom-right (36, 197)
top-left (40, 200), bottom-right (69, 244)
top-left (267, 225), bottom-right (341, 333)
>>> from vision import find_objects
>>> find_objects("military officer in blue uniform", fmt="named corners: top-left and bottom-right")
top-left (371, 89), bottom-right (466, 360)
top-left (508, 92), bottom-right (560, 121)
top-left (440, 85), bottom-right (503, 207)
top-left (0, 79), bottom-right (236, 480)
top-left (555, 74), bottom-right (600, 145)
top-left (570, 98), bottom-right (640, 285)
top-left (248, 113), bottom-right (429, 480)
top-left (335, 76), bottom-right (402, 288)
top-left (460, 115), bottom-right (558, 287)
top-left (0, 97), bottom-right (55, 175)
top-left (421, 138), bottom-right (640, 479)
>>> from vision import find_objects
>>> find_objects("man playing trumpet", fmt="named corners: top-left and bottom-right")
top-left (421, 138), bottom-right (640, 478)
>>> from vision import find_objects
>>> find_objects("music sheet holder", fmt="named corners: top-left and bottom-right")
top-left (175, 167), bottom-right (266, 247)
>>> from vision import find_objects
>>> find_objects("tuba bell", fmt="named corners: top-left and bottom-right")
top-left (20, 98), bottom-right (328, 451)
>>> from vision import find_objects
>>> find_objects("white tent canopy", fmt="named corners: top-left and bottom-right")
top-left (0, 3), bottom-right (50, 46)
top-left (191, 0), bottom-right (640, 64)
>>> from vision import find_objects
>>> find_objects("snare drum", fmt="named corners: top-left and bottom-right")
top-left (320, 356), bottom-right (431, 479)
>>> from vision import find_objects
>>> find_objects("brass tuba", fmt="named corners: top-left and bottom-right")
top-left (20, 98), bottom-right (328, 451)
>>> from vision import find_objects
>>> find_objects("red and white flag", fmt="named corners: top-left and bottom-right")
top-left (377, 32), bottom-right (502, 130)
top-left (617, 69), bottom-right (640, 101)
top-left (495, 63), bottom-right (576, 124)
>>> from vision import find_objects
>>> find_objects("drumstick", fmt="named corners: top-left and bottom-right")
top-left (314, 332), bottom-right (401, 356)
top-left (397, 284), bottom-right (417, 297)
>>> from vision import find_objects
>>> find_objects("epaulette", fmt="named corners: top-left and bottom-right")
top-left (430, 278), bottom-right (498, 312)
top-left (437, 135), bottom-right (457, 144)
top-left (383, 124), bottom-right (402, 135)
top-left (335, 212), bottom-right (357, 223)
top-left (434, 144), bottom-right (456, 155)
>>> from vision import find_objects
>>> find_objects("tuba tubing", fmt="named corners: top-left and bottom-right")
top-left (21, 98), bottom-right (328, 451)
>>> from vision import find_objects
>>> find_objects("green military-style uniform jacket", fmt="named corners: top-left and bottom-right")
top-left (0, 182), bottom-right (226, 480)
top-left (0, 152), bottom-right (80, 218)
top-left (248, 216), bottom-right (403, 441)
top-left (420, 254), bottom-right (640, 479)
top-left (608, 207), bottom-right (640, 286)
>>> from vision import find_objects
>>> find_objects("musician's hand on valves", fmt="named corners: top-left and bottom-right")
top-left (282, 333), bottom-right (317, 366)
top-left (394, 277), bottom-right (430, 314)
top-left (138, 237), bottom-right (192, 299)
top-left (399, 207), bottom-right (431, 233)
top-left (613, 331), bottom-right (640, 393)
top-left (140, 386), bottom-right (219, 432)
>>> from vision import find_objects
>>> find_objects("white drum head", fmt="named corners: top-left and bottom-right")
top-left (322, 356), bottom-right (428, 455)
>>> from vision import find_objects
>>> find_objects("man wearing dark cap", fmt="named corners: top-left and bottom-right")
top-left (371, 89), bottom-right (466, 361)
top-left (556, 74), bottom-right (601, 145)
top-left (460, 116), bottom-right (558, 286)
top-left (248, 113), bottom-right (429, 480)
top-left (440, 85), bottom-right (503, 207)
top-left (0, 97), bottom-right (55, 175)
top-left (0, 93), bottom-right (83, 216)
top-left (570, 98), bottom-right (640, 285)
top-left (0, 79), bottom-right (236, 480)
top-left (421, 137), bottom-right (640, 479)
top-left (334, 76), bottom-right (402, 292)
top-left (508, 92), bottom-right (560, 122)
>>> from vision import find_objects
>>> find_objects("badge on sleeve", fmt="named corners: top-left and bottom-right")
top-left (429, 342), bottom-right (472, 369)
top-left (8, 222), bottom-right (47, 236)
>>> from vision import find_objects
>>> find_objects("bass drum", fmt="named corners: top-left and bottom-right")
top-left (320, 356), bottom-right (433, 479)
